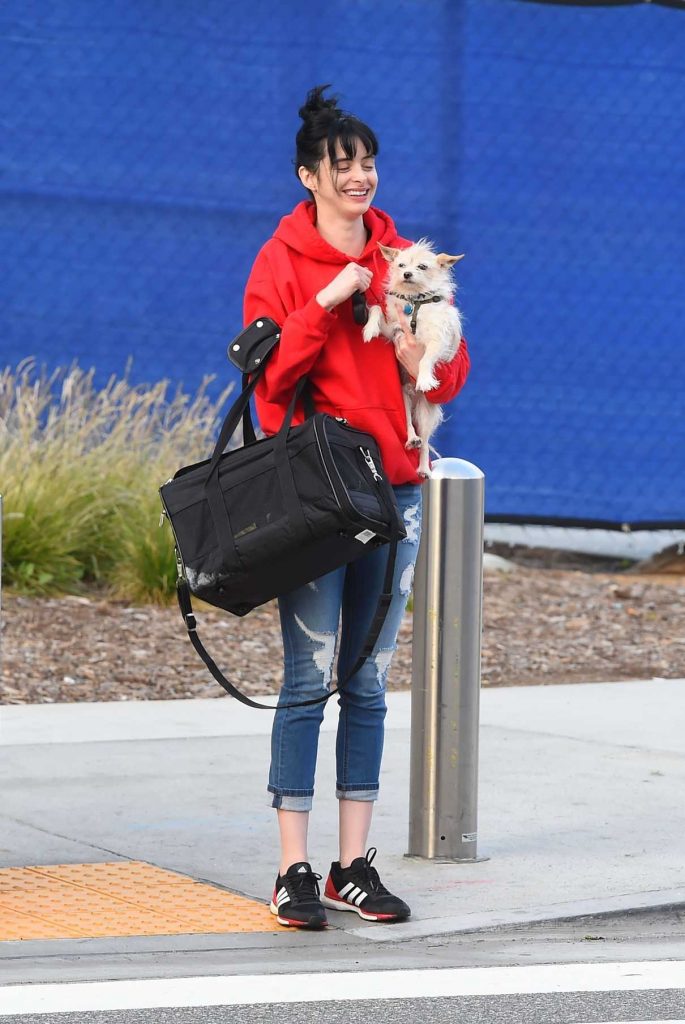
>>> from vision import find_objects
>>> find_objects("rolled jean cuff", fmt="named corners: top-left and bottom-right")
top-left (268, 787), bottom-right (314, 812)
top-left (336, 786), bottom-right (379, 802)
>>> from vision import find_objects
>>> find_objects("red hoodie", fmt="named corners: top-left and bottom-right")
top-left (243, 201), bottom-right (470, 485)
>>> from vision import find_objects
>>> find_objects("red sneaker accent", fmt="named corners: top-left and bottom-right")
top-left (278, 913), bottom-right (327, 929)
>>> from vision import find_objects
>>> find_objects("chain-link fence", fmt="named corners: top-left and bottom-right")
top-left (1, 0), bottom-right (684, 527)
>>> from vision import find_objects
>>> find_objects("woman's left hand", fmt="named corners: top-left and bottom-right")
top-left (393, 313), bottom-right (426, 381)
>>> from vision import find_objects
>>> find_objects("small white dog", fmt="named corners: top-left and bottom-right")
top-left (363, 239), bottom-right (464, 477)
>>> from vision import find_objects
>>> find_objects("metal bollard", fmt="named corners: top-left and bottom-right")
top-left (408, 458), bottom-right (485, 861)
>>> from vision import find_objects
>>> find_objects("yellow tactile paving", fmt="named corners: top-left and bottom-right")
top-left (0, 861), bottom-right (280, 940)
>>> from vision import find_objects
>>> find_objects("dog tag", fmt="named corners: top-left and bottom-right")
top-left (403, 303), bottom-right (413, 315)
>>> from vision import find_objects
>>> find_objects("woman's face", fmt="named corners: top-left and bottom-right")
top-left (301, 137), bottom-right (378, 220)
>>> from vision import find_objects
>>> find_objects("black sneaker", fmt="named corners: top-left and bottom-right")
top-left (270, 861), bottom-right (328, 929)
top-left (322, 847), bottom-right (411, 922)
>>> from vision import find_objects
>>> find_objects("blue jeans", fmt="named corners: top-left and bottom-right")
top-left (268, 484), bottom-right (423, 811)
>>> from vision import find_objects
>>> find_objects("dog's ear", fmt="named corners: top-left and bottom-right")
top-left (378, 244), bottom-right (401, 262)
top-left (436, 252), bottom-right (465, 268)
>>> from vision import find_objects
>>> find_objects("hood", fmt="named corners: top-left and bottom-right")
top-left (273, 201), bottom-right (399, 264)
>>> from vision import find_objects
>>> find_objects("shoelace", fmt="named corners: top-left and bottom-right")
top-left (287, 869), bottom-right (322, 901)
top-left (346, 847), bottom-right (390, 895)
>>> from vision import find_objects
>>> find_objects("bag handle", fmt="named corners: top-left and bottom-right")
top-left (175, 516), bottom-right (400, 711)
top-left (270, 378), bottom-right (312, 537)
top-left (207, 321), bottom-right (308, 482)
top-left (229, 317), bottom-right (280, 444)
top-left (205, 367), bottom-right (265, 482)
top-left (200, 369), bottom-right (265, 577)
top-left (241, 374), bottom-right (258, 445)
top-left (205, 372), bottom-right (315, 573)
top-left (241, 373), bottom-right (315, 446)
top-left (204, 355), bottom-right (316, 568)
top-left (202, 348), bottom-right (286, 573)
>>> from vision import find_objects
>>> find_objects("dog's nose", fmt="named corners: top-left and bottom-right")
top-left (403, 271), bottom-right (413, 280)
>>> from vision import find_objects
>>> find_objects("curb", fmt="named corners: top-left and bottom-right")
top-left (341, 886), bottom-right (685, 942)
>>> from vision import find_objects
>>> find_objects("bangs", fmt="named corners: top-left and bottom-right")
top-left (326, 117), bottom-right (378, 166)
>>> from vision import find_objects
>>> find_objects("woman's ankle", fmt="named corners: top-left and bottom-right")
top-left (277, 807), bottom-right (310, 876)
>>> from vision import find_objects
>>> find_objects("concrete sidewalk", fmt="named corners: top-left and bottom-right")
top-left (1, 678), bottom-right (684, 968)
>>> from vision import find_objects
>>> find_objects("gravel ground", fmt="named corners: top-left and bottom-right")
top-left (1, 549), bottom-right (684, 704)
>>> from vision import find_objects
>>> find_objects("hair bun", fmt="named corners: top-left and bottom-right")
top-left (294, 84), bottom-right (378, 187)
top-left (298, 84), bottom-right (341, 122)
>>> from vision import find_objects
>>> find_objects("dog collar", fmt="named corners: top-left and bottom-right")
top-left (389, 291), bottom-right (443, 335)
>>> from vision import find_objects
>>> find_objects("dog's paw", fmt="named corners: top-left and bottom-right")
top-left (363, 305), bottom-right (383, 342)
top-left (415, 375), bottom-right (439, 393)
top-left (405, 436), bottom-right (422, 450)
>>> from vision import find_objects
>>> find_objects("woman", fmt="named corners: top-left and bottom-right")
top-left (243, 85), bottom-right (470, 928)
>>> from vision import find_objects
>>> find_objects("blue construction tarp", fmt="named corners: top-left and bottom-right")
top-left (1, 0), bottom-right (684, 526)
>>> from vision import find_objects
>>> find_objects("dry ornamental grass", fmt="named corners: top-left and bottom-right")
top-left (0, 360), bottom-right (232, 601)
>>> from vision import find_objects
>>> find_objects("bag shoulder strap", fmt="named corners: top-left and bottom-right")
top-left (175, 524), bottom-right (400, 711)
top-left (228, 318), bottom-right (281, 445)
top-left (226, 319), bottom-right (316, 450)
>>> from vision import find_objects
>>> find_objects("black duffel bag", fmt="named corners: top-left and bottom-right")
top-left (159, 317), bottom-right (407, 710)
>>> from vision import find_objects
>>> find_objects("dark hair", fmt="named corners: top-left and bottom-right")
top-left (295, 84), bottom-right (378, 192)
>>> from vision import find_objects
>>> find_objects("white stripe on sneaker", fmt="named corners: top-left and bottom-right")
top-left (354, 891), bottom-right (367, 906)
top-left (346, 886), bottom-right (361, 903)
top-left (339, 882), bottom-right (355, 898)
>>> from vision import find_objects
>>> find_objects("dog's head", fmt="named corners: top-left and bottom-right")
top-left (378, 239), bottom-right (464, 297)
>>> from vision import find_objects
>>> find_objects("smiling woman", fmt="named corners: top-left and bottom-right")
top-left (301, 136), bottom-right (379, 237)
top-left (240, 84), bottom-right (470, 932)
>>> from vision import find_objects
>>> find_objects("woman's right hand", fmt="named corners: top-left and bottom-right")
top-left (316, 263), bottom-right (373, 312)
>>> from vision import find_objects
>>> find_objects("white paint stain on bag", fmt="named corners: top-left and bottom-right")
top-left (294, 614), bottom-right (336, 688)
top-left (185, 567), bottom-right (220, 590)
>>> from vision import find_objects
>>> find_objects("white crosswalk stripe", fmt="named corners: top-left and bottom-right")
top-left (2, 961), bottom-right (683, 1014)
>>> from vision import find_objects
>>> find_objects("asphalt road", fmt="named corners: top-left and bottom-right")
top-left (4, 990), bottom-right (685, 1024)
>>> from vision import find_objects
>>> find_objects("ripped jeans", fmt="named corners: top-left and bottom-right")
top-left (268, 483), bottom-right (422, 811)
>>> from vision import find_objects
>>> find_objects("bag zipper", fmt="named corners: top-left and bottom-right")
top-left (158, 485), bottom-right (187, 579)
top-left (360, 447), bottom-right (382, 482)
top-left (313, 419), bottom-right (343, 511)
top-left (159, 477), bottom-right (173, 527)
top-left (316, 419), bottom-right (386, 527)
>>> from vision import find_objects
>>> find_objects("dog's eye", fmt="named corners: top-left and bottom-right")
top-left (418, 264), bottom-right (428, 271)
top-left (397, 263), bottom-right (405, 268)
